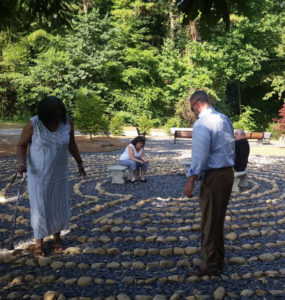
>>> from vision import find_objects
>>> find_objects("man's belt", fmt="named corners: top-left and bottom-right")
top-left (205, 166), bottom-right (233, 172)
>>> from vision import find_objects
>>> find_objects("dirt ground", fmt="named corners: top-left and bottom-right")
top-left (0, 135), bottom-right (128, 157)
top-left (1, 132), bottom-right (285, 157)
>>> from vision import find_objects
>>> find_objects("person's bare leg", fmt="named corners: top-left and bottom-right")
top-left (53, 232), bottom-right (63, 253)
top-left (131, 171), bottom-right (136, 182)
top-left (140, 170), bottom-right (146, 181)
top-left (34, 239), bottom-right (44, 257)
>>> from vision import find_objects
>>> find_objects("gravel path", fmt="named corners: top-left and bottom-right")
top-left (0, 138), bottom-right (284, 299)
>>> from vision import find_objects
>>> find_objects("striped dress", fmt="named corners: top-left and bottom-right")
top-left (28, 115), bottom-right (71, 239)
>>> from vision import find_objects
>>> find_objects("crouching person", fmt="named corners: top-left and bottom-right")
top-left (119, 136), bottom-right (149, 183)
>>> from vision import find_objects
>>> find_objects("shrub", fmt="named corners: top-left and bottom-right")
top-left (150, 118), bottom-right (162, 128)
top-left (272, 103), bottom-right (285, 138)
top-left (266, 122), bottom-right (279, 140)
top-left (113, 111), bottom-right (137, 126)
top-left (74, 88), bottom-right (109, 139)
top-left (138, 115), bottom-right (154, 135)
top-left (110, 114), bottom-right (125, 136)
top-left (164, 116), bottom-right (182, 134)
top-left (232, 105), bottom-right (260, 131)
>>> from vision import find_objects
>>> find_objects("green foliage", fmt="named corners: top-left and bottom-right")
top-left (264, 72), bottom-right (285, 101)
top-left (266, 122), bottom-right (279, 140)
top-left (110, 114), bottom-right (125, 136)
top-left (74, 89), bottom-right (109, 139)
top-left (112, 111), bottom-right (137, 126)
top-left (232, 105), bottom-right (260, 131)
top-left (164, 116), bottom-right (182, 134)
top-left (0, 0), bottom-right (284, 133)
top-left (137, 115), bottom-right (154, 135)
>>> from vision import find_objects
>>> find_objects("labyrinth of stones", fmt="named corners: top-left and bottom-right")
top-left (0, 152), bottom-right (284, 300)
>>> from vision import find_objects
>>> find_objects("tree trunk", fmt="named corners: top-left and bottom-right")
top-left (189, 20), bottom-right (200, 41)
top-left (168, 0), bottom-right (176, 39)
top-left (82, 0), bottom-right (89, 15)
top-left (169, 0), bottom-right (175, 40)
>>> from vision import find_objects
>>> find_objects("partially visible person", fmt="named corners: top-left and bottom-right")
top-left (184, 90), bottom-right (235, 276)
top-left (120, 136), bottom-right (149, 183)
top-left (234, 129), bottom-right (250, 172)
top-left (17, 96), bottom-right (86, 257)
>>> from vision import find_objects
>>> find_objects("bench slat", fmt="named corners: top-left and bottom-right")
top-left (174, 130), bottom-right (193, 144)
top-left (250, 132), bottom-right (264, 140)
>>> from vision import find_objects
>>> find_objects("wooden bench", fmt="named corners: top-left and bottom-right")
top-left (174, 130), bottom-right (193, 144)
top-left (245, 132), bottom-right (264, 144)
top-left (170, 127), bottom-right (192, 135)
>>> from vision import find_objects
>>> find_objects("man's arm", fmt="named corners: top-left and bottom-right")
top-left (184, 123), bottom-right (211, 197)
top-left (184, 174), bottom-right (197, 198)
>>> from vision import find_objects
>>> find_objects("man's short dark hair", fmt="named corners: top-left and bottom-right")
top-left (131, 136), bottom-right (146, 147)
top-left (38, 96), bottom-right (67, 127)
top-left (190, 90), bottom-right (210, 104)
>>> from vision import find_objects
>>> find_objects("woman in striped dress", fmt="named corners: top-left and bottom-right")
top-left (17, 96), bottom-right (86, 257)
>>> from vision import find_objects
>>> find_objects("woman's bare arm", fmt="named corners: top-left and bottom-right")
top-left (68, 119), bottom-right (86, 176)
top-left (141, 149), bottom-right (148, 162)
top-left (17, 121), bottom-right (33, 174)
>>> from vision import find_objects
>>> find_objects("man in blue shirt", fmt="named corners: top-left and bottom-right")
top-left (184, 90), bottom-right (235, 276)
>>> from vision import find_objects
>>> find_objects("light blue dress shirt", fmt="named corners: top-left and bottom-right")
top-left (188, 106), bottom-right (235, 178)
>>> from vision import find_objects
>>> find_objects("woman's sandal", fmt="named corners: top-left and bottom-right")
top-left (53, 239), bottom-right (64, 254)
top-left (33, 244), bottom-right (45, 258)
top-left (140, 179), bottom-right (147, 182)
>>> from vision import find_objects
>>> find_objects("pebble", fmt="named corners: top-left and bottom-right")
top-left (226, 232), bottom-right (238, 240)
top-left (229, 256), bottom-right (246, 265)
top-left (7, 292), bottom-right (22, 299)
top-left (269, 290), bottom-right (284, 296)
top-left (213, 287), bottom-right (225, 300)
top-left (64, 246), bottom-right (81, 255)
top-left (106, 261), bottom-right (120, 269)
top-left (153, 296), bottom-right (167, 300)
top-left (134, 248), bottom-right (147, 256)
top-left (50, 261), bottom-right (64, 270)
top-left (38, 257), bottom-right (51, 267)
top-left (259, 253), bottom-right (275, 261)
top-left (77, 276), bottom-right (93, 286)
top-left (240, 289), bottom-right (254, 297)
top-left (43, 291), bottom-right (59, 300)
top-left (117, 295), bottom-right (131, 300)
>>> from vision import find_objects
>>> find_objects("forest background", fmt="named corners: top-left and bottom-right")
top-left (0, 0), bottom-right (284, 137)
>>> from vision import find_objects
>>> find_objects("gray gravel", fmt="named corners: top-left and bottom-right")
top-left (0, 138), bottom-right (284, 299)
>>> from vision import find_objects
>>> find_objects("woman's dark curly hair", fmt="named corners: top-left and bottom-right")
top-left (38, 96), bottom-right (67, 127)
top-left (131, 136), bottom-right (146, 147)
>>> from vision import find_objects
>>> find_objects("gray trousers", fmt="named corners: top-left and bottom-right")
top-left (199, 167), bottom-right (234, 272)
